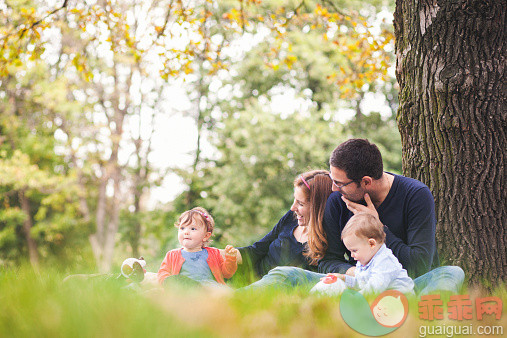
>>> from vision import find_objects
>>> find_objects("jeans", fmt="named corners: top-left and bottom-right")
top-left (413, 265), bottom-right (465, 295)
top-left (244, 265), bottom-right (465, 295)
top-left (242, 267), bottom-right (325, 290)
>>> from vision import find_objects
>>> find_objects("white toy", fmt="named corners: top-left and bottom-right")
top-left (120, 256), bottom-right (159, 288)
top-left (310, 274), bottom-right (346, 296)
top-left (121, 257), bottom-right (147, 283)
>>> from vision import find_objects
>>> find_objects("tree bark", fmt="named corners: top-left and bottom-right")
top-left (394, 0), bottom-right (505, 285)
top-left (18, 190), bottom-right (39, 268)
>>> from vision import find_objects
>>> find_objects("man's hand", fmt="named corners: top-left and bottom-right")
top-left (224, 245), bottom-right (239, 258)
top-left (341, 193), bottom-right (379, 220)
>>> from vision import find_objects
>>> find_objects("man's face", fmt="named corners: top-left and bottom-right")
top-left (329, 166), bottom-right (365, 203)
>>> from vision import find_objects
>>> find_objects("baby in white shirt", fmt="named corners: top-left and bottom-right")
top-left (311, 213), bottom-right (414, 295)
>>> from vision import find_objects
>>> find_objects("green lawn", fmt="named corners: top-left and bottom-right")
top-left (0, 267), bottom-right (505, 337)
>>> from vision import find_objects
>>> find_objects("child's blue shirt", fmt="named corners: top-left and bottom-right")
top-left (180, 249), bottom-right (214, 282)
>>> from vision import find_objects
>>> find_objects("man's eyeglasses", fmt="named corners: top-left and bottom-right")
top-left (329, 175), bottom-right (355, 189)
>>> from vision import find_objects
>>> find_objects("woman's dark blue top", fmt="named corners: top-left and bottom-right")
top-left (237, 210), bottom-right (316, 277)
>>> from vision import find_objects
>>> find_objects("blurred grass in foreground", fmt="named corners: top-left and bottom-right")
top-left (0, 266), bottom-right (505, 337)
top-left (0, 266), bottom-right (211, 337)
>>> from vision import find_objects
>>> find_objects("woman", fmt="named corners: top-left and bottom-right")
top-left (229, 170), bottom-right (332, 283)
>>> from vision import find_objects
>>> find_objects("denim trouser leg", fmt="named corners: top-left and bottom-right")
top-left (243, 266), bottom-right (325, 290)
top-left (414, 266), bottom-right (465, 295)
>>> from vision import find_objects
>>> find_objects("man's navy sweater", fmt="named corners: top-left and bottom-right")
top-left (318, 173), bottom-right (439, 278)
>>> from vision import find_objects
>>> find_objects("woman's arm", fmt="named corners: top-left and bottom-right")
top-left (236, 210), bottom-right (293, 267)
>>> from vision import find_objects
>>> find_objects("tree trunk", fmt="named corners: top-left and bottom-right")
top-left (131, 191), bottom-right (141, 258)
top-left (394, 0), bottom-right (505, 285)
top-left (89, 170), bottom-right (108, 271)
top-left (102, 168), bottom-right (121, 272)
top-left (18, 190), bottom-right (39, 268)
top-left (185, 64), bottom-right (207, 209)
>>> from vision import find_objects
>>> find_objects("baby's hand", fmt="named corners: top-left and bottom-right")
top-left (224, 245), bottom-right (239, 258)
top-left (320, 273), bottom-right (345, 284)
top-left (345, 266), bottom-right (356, 276)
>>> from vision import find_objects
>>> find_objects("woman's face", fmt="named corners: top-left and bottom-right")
top-left (290, 186), bottom-right (311, 227)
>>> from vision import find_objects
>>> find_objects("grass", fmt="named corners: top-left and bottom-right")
top-left (0, 267), bottom-right (210, 337)
top-left (0, 267), bottom-right (505, 337)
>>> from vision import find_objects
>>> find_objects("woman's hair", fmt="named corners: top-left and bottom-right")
top-left (341, 213), bottom-right (386, 243)
top-left (295, 170), bottom-right (333, 265)
top-left (174, 207), bottom-right (215, 247)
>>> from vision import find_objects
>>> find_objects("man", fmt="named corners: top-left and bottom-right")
top-left (245, 139), bottom-right (463, 294)
top-left (318, 138), bottom-right (438, 278)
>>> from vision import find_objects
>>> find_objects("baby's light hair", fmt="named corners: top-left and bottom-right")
top-left (175, 207), bottom-right (215, 247)
top-left (341, 213), bottom-right (386, 243)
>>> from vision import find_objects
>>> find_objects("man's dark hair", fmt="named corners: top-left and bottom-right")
top-left (329, 139), bottom-right (383, 181)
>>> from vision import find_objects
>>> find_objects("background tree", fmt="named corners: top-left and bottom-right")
top-left (394, 0), bottom-right (505, 285)
top-left (1, 0), bottom-right (402, 272)
top-left (44, 0), bottom-right (240, 270)
top-left (0, 61), bottom-right (87, 270)
top-left (201, 106), bottom-right (341, 244)
top-left (184, 1), bottom-right (401, 242)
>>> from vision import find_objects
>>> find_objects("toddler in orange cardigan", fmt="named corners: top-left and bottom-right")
top-left (157, 207), bottom-right (238, 287)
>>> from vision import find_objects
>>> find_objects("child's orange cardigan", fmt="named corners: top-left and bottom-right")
top-left (157, 247), bottom-right (237, 285)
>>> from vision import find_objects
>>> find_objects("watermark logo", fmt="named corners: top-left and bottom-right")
top-left (418, 294), bottom-right (502, 321)
top-left (340, 289), bottom-right (409, 336)
top-left (417, 294), bottom-right (503, 337)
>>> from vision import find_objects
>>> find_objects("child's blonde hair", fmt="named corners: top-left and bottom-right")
top-left (175, 207), bottom-right (215, 247)
top-left (341, 213), bottom-right (386, 243)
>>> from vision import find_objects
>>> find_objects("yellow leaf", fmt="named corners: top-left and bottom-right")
top-left (284, 55), bottom-right (297, 69)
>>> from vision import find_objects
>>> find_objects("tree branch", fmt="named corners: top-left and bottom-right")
top-left (18, 0), bottom-right (69, 40)
top-left (321, 0), bottom-right (346, 17)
